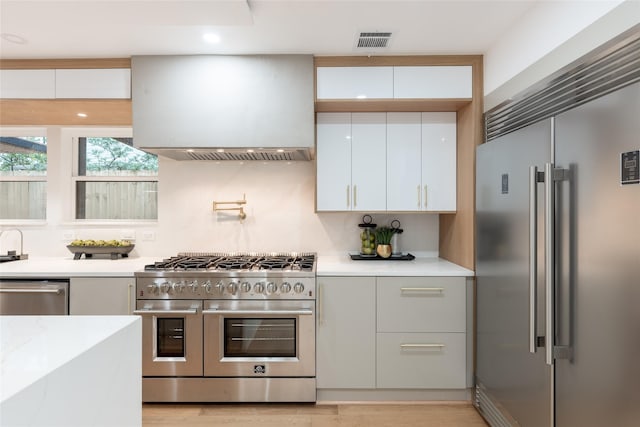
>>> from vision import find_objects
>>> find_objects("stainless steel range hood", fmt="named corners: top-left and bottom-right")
top-left (131, 55), bottom-right (315, 161)
top-left (141, 147), bottom-right (312, 161)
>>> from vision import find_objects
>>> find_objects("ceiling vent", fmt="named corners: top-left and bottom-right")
top-left (356, 32), bottom-right (392, 49)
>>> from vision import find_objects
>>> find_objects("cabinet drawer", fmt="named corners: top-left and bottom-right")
top-left (377, 277), bottom-right (465, 332)
top-left (377, 332), bottom-right (466, 389)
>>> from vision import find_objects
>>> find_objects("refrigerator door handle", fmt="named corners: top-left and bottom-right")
top-left (545, 162), bottom-right (571, 365)
top-left (544, 162), bottom-right (555, 366)
top-left (529, 166), bottom-right (545, 353)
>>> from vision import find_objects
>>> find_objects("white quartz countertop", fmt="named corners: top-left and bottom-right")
top-left (317, 254), bottom-right (474, 276)
top-left (1, 254), bottom-right (474, 277)
top-left (0, 315), bottom-right (140, 404)
top-left (0, 256), bottom-right (158, 277)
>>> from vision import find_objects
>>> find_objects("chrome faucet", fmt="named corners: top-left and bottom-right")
top-left (0, 228), bottom-right (29, 260)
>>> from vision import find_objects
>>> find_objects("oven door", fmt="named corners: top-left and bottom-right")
top-left (203, 300), bottom-right (315, 377)
top-left (134, 300), bottom-right (203, 376)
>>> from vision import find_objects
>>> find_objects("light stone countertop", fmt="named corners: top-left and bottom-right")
top-left (0, 256), bottom-right (159, 278)
top-left (0, 254), bottom-right (474, 278)
top-left (0, 315), bottom-right (140, 404)
top-left (317, 254), bottom-right (474, 277)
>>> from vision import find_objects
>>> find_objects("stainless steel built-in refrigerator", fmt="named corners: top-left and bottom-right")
top-left (475, 28), bottom-right (640, 427)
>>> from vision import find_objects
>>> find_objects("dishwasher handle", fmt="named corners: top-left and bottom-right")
top-left (0, 288), bottom-right (64, 295)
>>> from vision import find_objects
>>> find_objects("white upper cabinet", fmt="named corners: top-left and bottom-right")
top-left (0, 70), bottom-right (55, 98)
top-left (386, 112), bottom-right (422, 211)
top-left (0, 68), bottom-right (130, 99)
top-left (316, 113), bottom-right (352, 211)
top-left (316, 65), bottom-right (472, 100)
top-left (316, 66), bottom-right (393, 99)
top-left (317, 112), bottom-right (456, 212)
top-left (55, 69), bottom-right (131, 98)
top-left (316, 112), bottom-right (386, 211)
top-left (351, 113), bottom-right (387, 211)
top-left (422, 112), bottom-right (457, 211)
top-left (393, 66), bottom-right (472, 99)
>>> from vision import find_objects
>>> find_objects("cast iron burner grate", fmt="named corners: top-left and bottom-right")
top-left (144, 253), bottom-right (315, 272)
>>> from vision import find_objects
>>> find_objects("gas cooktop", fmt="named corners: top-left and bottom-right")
top-left (139, 252), bottom-right (316, 276)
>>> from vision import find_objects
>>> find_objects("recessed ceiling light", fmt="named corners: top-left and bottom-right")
top-left (203, 33), bottom-right (221, 44)
top-left (186, 149), bottom-right (194, 153)
top-left (216, 148), bottom-right (225, 153)
top-left (356, 94), bottom-right (367, 99)
top-left (247, 149), bottom-right (254, 153)
top-left (276, 149), bottom-right (284, 153)
top-left (77, 113), bottom-right (87, 118)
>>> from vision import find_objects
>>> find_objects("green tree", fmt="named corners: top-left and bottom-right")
top-left (85, 137), bottom-right (158, 174)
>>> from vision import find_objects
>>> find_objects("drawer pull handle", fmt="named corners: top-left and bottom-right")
top-left (400, 343), bottom-right (445, 349)
top-left (400, 287), bottom-right (444, 292)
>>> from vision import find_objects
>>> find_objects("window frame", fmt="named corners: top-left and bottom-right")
top-left (0, 127), bottom-right (48, 223)
top-left (69, 128), bottom-right (158, 222)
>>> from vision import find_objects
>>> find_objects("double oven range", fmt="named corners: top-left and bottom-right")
top-left (134, 253), bottom-right (316, 403)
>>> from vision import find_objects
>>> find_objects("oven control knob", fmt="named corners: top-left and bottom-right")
top-left (241, 281), bottom-right (252, 293)
top-left (280, 282), bottom-right (292, 293)
top-left (293, 282), bottom-right (305, 294)
top-left (188, 280), bottom-right (199, 293)
top-left (214, 280), bottom-right (224, 294)
top-left (227, 281), bottom-right (239, 295)
top-left (146, 284), bottom-right (159, 295)
top-left (204, 280), bottom-right (214, 294)
top-left (173, 281), bottom-right (185, 294)
top-left (160, 281), bottom-right (171, 294)
top-left (254, 282), bottom-right (265, 294)
top-left (266, 282), bottom-right (277, 294)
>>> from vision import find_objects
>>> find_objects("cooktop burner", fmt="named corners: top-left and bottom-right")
top-left (144, 253), bottom-right (316, 272)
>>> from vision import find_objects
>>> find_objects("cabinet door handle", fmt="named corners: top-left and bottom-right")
top-left (424, 185), bottom-right (428, 208)
top-left (400, 287), bottom-right (444, 293)
top-left (400, 343), bottom-right (445, 349)
top-left (417, 185), bottom-right (421, 207)
top-left (128, 283), bottom-right (133, 314)
top-left (318, 283), bottom-right (324, 325)
top-left (353, 185), bottom-right (357, 208)
top-left (346, 185), bottom-right (350, 208)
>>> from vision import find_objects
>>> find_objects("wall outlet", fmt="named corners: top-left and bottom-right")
top-left (62, 231), bottom-right (75, 241)
top-left (141, 231), bottom-right (156, 241)
top-left (120, 229), bottom-right (136, 241)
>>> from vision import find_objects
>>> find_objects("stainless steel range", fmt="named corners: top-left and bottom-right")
top-left (134, 253), bottom-right (316, 403)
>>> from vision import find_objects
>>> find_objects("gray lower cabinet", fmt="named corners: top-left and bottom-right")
top-left (69, 277), bottom-right (135, 315)
top-left (376, 277), bottom-right (467, 389)
top-left (316, 276), bottom-right (376, 388)
top-left (317, 275), bottom-right (468, 391)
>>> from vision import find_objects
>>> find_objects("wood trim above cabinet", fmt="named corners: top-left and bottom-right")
top-left (0, 58), bottom-right (131, 70)
top-left (0, 99), bottom-right (132, 126)
top-left (316, 99), bottom-right (471, 113)
top-left (314, 55), bottom-right (482, 67)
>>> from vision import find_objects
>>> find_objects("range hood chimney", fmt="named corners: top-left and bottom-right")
top-left (131, 55), bottom-right (315, 161)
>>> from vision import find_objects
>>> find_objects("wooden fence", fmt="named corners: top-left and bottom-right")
top-left (0, 181), bottom-right (157, 220)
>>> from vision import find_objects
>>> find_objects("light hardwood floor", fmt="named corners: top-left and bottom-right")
top-left (143, 402), bottom-right (488, 427)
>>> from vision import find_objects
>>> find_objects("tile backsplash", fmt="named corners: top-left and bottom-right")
top-left (2, 159), bottom-right (439, 258)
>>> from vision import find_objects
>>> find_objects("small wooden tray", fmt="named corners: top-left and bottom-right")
top-left (67, 245), bottom-right (134, 260)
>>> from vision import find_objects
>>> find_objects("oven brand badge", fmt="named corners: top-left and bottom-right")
top-left (254, 365), bottom-right (266, 374)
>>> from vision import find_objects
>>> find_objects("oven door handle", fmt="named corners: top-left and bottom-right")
top-left (202, 309), bottom-right (313, 315)
top-left (133, 309), bottom-right (198, 315)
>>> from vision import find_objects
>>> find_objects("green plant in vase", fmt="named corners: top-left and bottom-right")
top-left (374, 226), bottom-right (396, 258)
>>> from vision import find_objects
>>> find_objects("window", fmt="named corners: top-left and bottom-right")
top-left (73, 136), bottom-right (158, 220)
top-left (0, 134), bottom-right (47, 220)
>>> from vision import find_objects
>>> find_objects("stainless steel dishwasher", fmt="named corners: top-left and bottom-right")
top-left (0, 279), bottom-right (69, 315)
